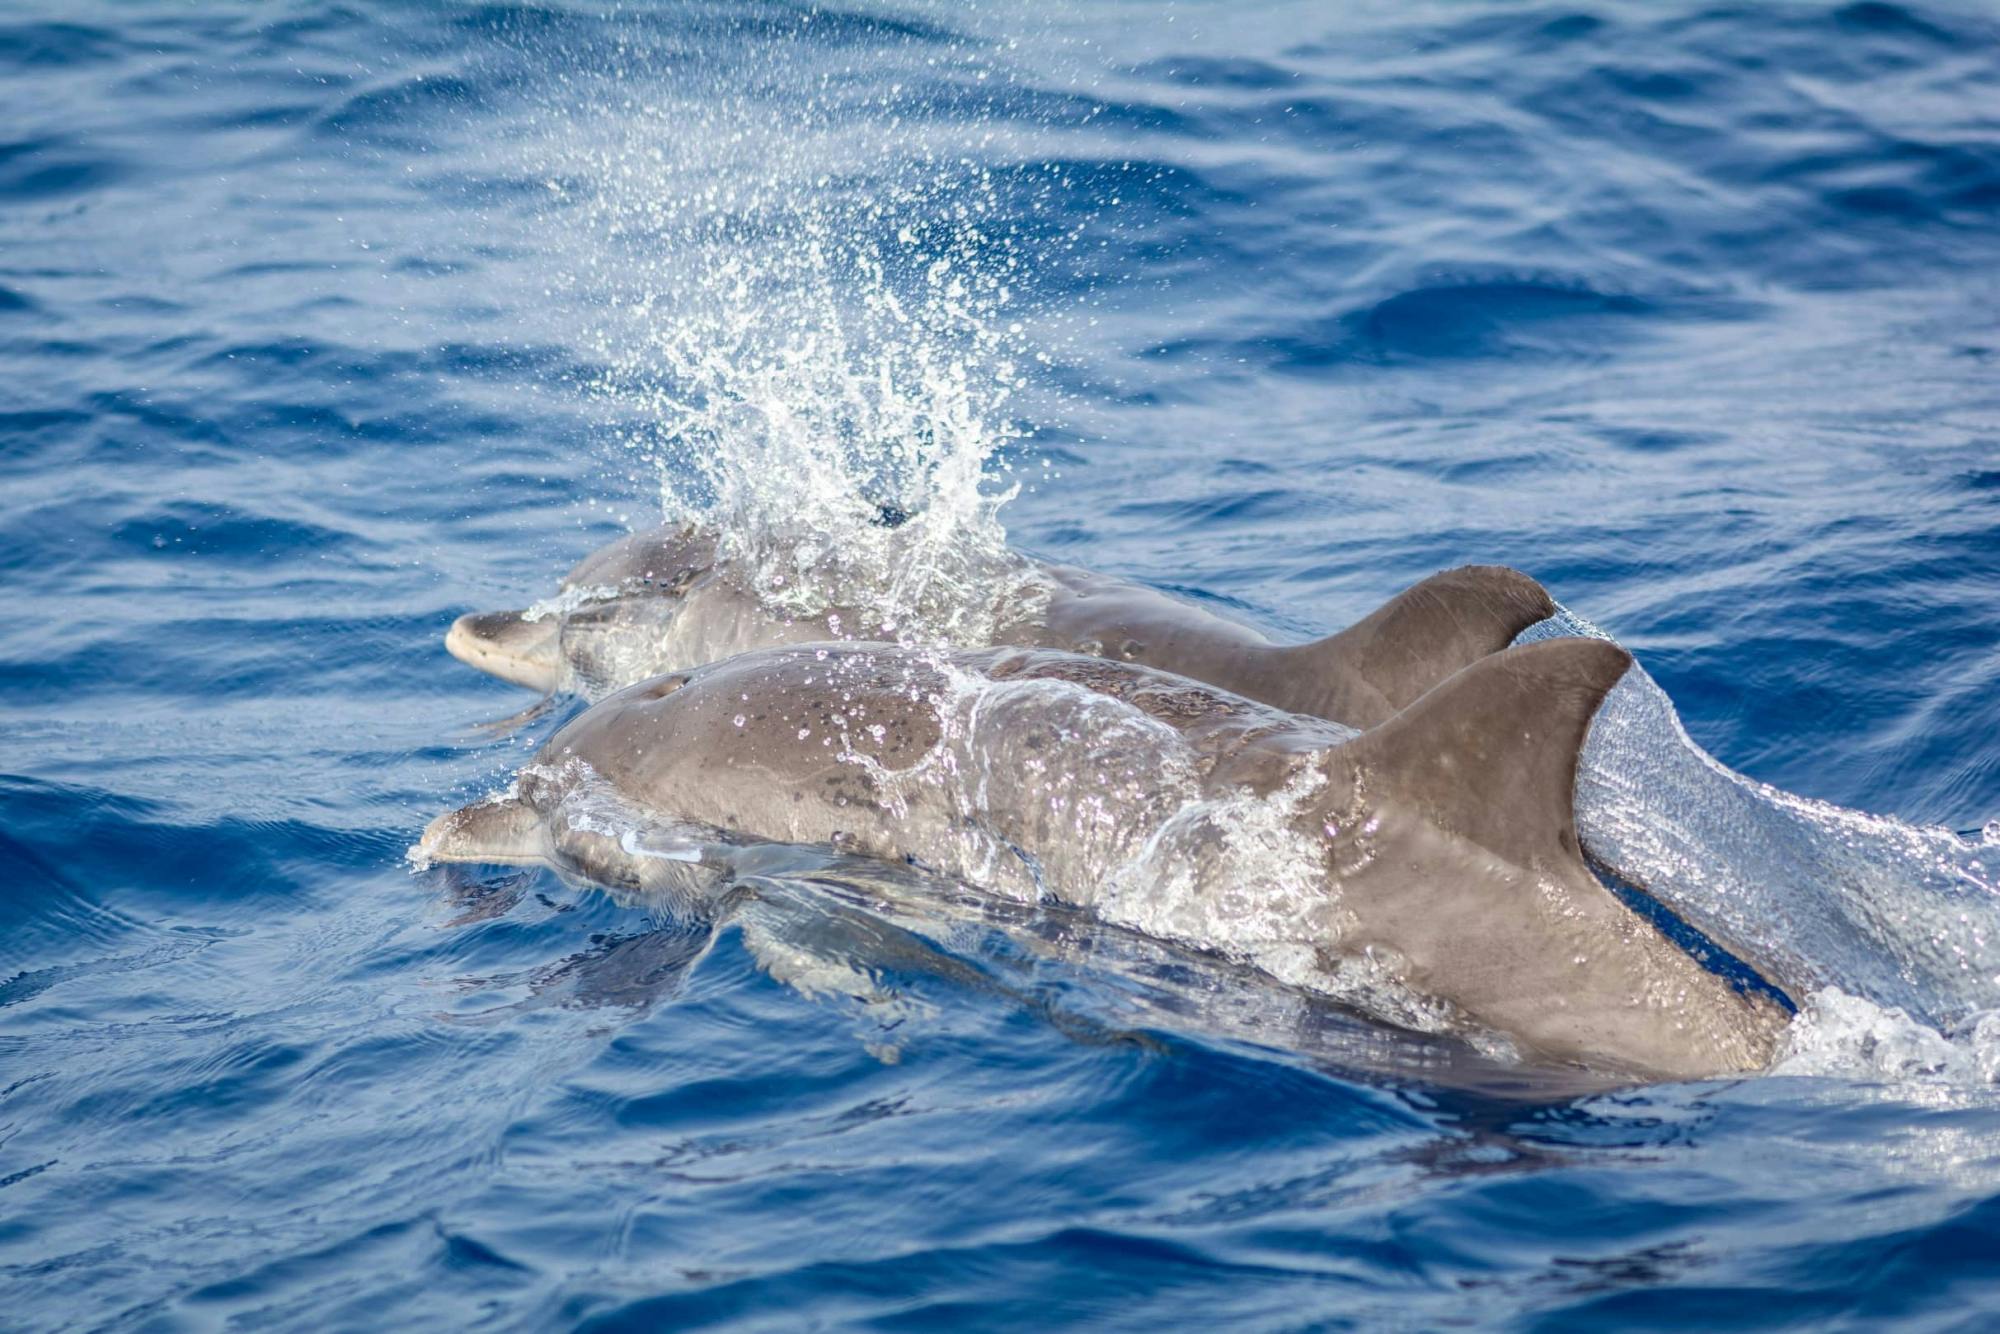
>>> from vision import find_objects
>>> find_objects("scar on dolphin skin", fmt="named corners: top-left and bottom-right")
top-left (419, 638), bottom-right (1789, 1081)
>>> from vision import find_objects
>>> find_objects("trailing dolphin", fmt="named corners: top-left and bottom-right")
top-left (419, 637), bottom-right (1788, 1080)
top-left (445, 522), bottom-right (1554, 728)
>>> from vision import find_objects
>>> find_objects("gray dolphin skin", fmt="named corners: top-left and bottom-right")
top-left (420, 637), bottom-right (1787, 1079)
top-left (445, 524), bottom-right (1555, 728)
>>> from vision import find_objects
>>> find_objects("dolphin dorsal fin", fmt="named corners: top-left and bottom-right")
top-left (1325, 636), bottom-right (1631, 871)
top-left (1280, 565), bottom-right (1556, 727)
top-left (1315, 637), bottom-right (1791, 1077)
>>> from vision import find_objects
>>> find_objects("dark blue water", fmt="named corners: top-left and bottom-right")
top-left (5, 1), bottom-right (2000, 1326)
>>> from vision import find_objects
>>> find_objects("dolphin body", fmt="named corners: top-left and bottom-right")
top-left (446, 523), bottom-right (1556, 729)
top-left (420, 637), bottom-right (1787, 1080)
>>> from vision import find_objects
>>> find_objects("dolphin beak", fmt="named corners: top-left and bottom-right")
top-left (410, 809), bottom-right (459, 866)
top-left (410, 795), bottom-right (542, 867)
top-left (445, 609), bottom-right (562, 693)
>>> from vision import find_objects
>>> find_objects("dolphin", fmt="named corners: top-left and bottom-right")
top-left (444, 523), bottom-right (1555, 729)
top-left (442, 526), bottom-right (2000, 1041)
top-left (418, 637), bottom-right (1788, 1080)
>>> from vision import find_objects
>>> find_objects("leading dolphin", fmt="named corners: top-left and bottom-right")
top-left (419, 637), bottom-right (1788, 1079)
top-left (445, 522), bottom-right (1555, 729)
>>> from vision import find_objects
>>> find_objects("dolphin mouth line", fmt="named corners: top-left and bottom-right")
top-left (446, 609), bottom-right (562, 693)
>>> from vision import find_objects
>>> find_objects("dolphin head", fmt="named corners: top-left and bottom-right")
top-left (446, 608), bottom-right (563, 692)
top-left (445, 525), bottom-right (720, 697)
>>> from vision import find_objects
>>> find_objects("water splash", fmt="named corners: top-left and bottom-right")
top-left (518, 581), bottom-right (621, 624)
top-left (520, 18), bottom-right (1075, 646)
top-left (1777, 988), bottom-right (2000, 1086)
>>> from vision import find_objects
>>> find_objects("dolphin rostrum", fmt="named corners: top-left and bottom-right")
top-left (419, 637), bottom-right (1787, 1079)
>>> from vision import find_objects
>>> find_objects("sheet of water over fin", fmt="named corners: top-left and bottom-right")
top-left (1520, 609), bottom-right (2000, 1077)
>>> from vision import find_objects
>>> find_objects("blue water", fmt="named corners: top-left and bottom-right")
top-left (4, 0), bottom-right (2000, 1326)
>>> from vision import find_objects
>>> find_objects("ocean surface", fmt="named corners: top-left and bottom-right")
top-left (4, 0), bottom-right (2000, 1327)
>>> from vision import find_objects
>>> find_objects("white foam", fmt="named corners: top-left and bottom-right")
top-left (1777, 988), bottom-right (2000, 1086)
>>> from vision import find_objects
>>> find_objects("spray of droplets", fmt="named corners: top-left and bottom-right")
top-left (508, 10), bottom-right (1110, 646)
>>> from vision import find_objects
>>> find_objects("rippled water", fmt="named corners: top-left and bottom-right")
top-left (4, 0), bottom-right (1999, 1326)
